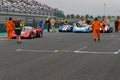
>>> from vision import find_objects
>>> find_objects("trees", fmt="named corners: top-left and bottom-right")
top-left (85, 14), bottom-right (89, 19)
top-left (71, 14), bottom-right (75, 19)
top-left (76, 15), bottom-right (80, 19)
top-left (66, 14), bottom-right (71, 19)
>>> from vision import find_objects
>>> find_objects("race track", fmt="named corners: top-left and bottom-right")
top-left (0, 31), bottom-right (120, 80)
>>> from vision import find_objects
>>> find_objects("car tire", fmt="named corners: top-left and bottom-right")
top-left (59, 30), bottom-right (62, 32)
top-left (108, 28), bottom-right (113, 33)
top-left (86, 28), bottom-right (89, 33)
top-left (29, 33), bottom-right (34, 39)
top-left (37, 31), bottom-right (41, 37)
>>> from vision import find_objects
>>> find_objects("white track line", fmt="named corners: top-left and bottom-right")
top-left (16, 49), bottom-right (53, 53)
top-left (75, 46), bottom-right (88, 52)
top-left (16, 49), bottom-right (118, 55)
top-left (74, 51), bottom-right (115, 54)
top-left (114, 49), bottom-right (120, 54)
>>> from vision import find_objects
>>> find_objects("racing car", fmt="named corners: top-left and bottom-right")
top-left (12, 26), bottom-right (42, 39)
top-left (73, 22), bottom-right (92, 33)
top-left (58, 24), bottom-right (73, 32)
top-left (100, 24), bottom-right (113, 33)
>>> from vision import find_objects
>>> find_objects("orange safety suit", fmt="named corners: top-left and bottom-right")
top-left (5, 20), bottom-right (14, 39)
top-left (102, 20), bottom-right (106, 27)
top-left (92, 21), bottom-right (102, 40)
top-left (118, 19), bottom-right (120, 30)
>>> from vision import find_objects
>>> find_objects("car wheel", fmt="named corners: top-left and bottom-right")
top-left (37, 31), bottom-right (41, 37)
top-left (59, 30), bottom-right (62, 32)
top-left (86, 28), bottom-right (89, 33)
top-left (39, 32), bottom-right (42, 37)
top-left (30, 33), bottom-right (34, 39)
top-left (110, 28), bottom-right (113, 33)
top-left (108, 28), bottom-right (113, 33)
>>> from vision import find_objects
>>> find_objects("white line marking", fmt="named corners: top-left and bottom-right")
top-left (75, 46), bottom-right (88, 52)
top-left (54, 50), bottom-right (59, 52)
top-left (114, 49), bottom-right (120, 54)
top-left (74, 51), bottom-right (115, 54)
top-left (0, 38), bottom-right (8, 40)
top-left (16, 49), bottom-right (117, 55)
top-left (16, 49), bottom-right (53, 53)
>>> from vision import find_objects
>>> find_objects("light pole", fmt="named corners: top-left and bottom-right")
top-left (104, 3), bottom-right (106, 18)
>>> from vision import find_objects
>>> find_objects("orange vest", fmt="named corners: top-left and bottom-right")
top-left (5, 20), bottom-right (14, 30)
top-left (92, 21), bottom-right (102, 30)
top-left (102, 20), bottom-right (106, 26)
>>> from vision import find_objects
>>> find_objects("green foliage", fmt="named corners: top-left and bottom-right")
top-left (76, 15), bottom-right (80, 19)
top-left (71, 14), bottom-right (75, 19)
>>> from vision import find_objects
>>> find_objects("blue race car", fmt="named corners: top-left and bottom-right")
top-left (59, 24), bottom-right (73, 32)
top-left (73, 23), bottom-right (92, 33)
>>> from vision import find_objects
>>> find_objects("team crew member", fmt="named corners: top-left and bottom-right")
top-left (102, 18), bottom-right (106, 27)
top-left (46, 17), bottom-right (51, 32)
top-left (114, 18), bottom-right (118, 32)
top-left (101, 18), bottom-right (106, 32)
top-left (118, 18), bottom-right (120, 31)
top-left (37, 20), bottom-right (44, 37)
top-left (91, 18), bottom-right (104, 41)
top-left (5, 17), bottom-right (14, 40)
top-left (14, 20), bottom-right (22, 43)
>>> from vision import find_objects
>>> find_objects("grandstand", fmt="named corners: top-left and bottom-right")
top-left (0, 0), bottom-right (64, 17)
top-left (0, 0), bottom-right (65, 32)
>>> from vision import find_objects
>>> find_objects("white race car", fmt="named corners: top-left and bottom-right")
top-left (73, 23), bottom-right (92, 33)
top-left (100, 24), bottom-right (113, 33)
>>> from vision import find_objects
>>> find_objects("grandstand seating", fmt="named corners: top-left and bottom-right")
top-left (0, 0), bottom-right (64, 17)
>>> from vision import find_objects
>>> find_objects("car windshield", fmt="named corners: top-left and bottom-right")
top-left (22, 27), bottom-right (32, 31)
top-left (75, 23), bottom-right (87, 27)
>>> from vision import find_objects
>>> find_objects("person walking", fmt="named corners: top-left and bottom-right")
top-left (91, 18), bottom-right (104, 41)
top-left (5, 17), bottom-right (14, 40)
top-left (14, 20), bottom-right (23, 43)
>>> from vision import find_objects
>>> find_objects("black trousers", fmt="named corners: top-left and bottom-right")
top-left (115, 26), bottom-right (118, 32)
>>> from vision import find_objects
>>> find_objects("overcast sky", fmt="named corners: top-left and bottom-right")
top-left (38, 0), bottom-right (120, 16)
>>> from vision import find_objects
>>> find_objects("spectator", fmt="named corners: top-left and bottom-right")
top-left (50, 18), bottom-right (56, 32)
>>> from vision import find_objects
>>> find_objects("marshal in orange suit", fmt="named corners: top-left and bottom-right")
top-left (5, 17), bottom-right (14, 40)
top-left (91, 18), bottom-right (104, 41)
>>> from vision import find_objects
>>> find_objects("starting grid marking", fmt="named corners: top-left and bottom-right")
top-left (16, 49), bottom-right (120, 55)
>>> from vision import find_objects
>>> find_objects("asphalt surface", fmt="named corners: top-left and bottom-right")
top-left (0, 30), bottom-right (120, 80)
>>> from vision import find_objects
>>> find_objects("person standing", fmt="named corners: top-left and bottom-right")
top-left (102, 18), bottom-right (106, 27)
top-left (118, 18), bottom-right (120, 32)
top-left (46, 17), bottom-right (51, 32)
top-left (101, 18), bottom-right (106, 32)
top-left (114, 18), bottom-right (118, 32)
top-left (50, 18), bottom-right (56, 32)
top-left (91, 18), bottom-right (104, 41)
top-left (5, 17), bottom-right (14, 40)
top-left (37, 20), bottom-right (44, 37)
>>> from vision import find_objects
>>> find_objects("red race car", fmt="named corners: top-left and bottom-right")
top-left (12, 26), bottom-right (42, 39)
